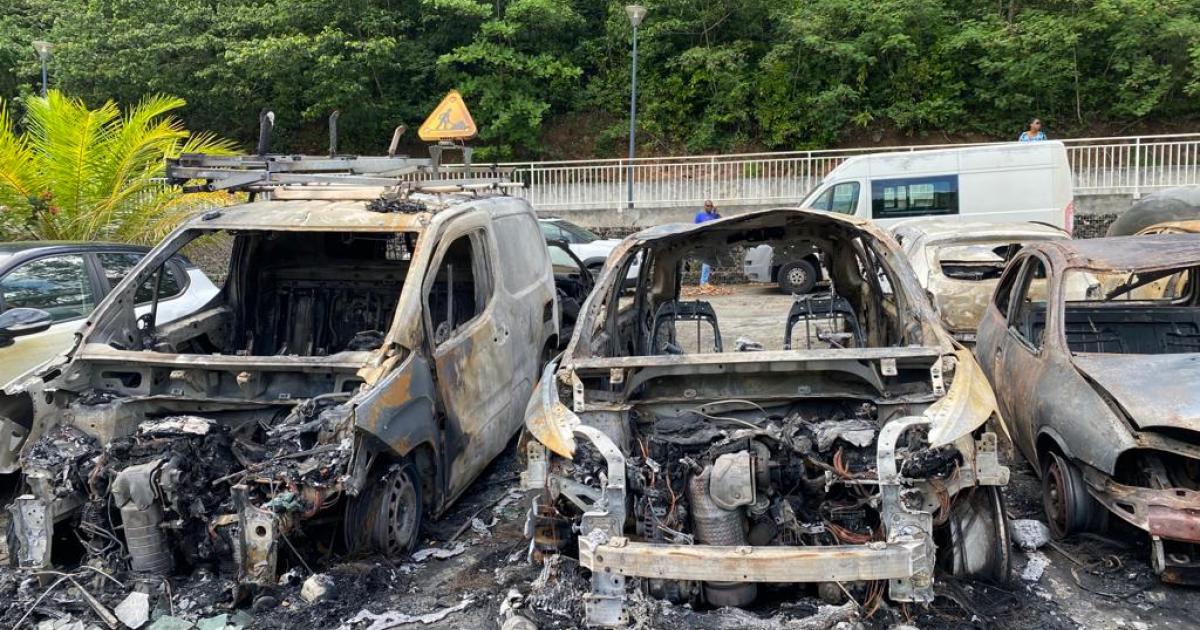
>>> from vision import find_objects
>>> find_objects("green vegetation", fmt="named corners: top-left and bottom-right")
top-left (1, 0), bottom-right (1199, 160)
top-left (0, 91), bottom-right (235, 243)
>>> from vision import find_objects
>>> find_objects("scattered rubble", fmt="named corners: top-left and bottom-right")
top-left (114, 592), bottom-right (151, 628)
top-left (1010, 519), bottom-right (1052, 551)
top-left (337, 598), bottom-right (474, 629)
top-left (300, 574), bottom-right (335, 604)
top-left (1021, 552), bottom-right (1051, 582)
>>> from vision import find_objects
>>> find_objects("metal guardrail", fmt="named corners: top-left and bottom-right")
top-left (480, 133), bottom-right (1200, 211)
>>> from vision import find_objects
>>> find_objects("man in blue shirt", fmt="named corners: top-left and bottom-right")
top-left (694, 200), bottom-right (720, 285)
top-left (1019, 118), bottom-right (1046, 142)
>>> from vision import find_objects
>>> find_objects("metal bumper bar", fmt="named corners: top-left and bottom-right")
top-left (579, 536), bottom-right (928, 583)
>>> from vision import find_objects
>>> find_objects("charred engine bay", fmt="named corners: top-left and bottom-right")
top-left (537, 399), bottom-right (961, 609)
top-left (15, 395), bottom-right (354, 581)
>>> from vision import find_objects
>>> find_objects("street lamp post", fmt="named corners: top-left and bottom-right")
top-left (625, 5), bottom-right (646, 212)
top-left (32, 41), bottom-right (52, 97)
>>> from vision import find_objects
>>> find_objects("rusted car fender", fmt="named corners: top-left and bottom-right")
top-left (353, 352), bottom-right (440, 459)
top-left (525, 359), bottom-right (578, 458)
top-left (926, 348), bottom-right (1004, 447)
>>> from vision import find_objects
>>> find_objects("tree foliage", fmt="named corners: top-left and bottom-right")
top-left (0, 91), bottom-right (235, 243)
top-left (0, 0), bottom-right (1198, 158)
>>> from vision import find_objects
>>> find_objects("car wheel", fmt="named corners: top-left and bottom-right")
top-left (777, 260), bottom-right (817, 294)
top-left (346, 463), bottom-right (423, 557)
top-left (937, 486), bottom-right (1011, 583)
top-left (1041, 451), bottom-right (1096, 539)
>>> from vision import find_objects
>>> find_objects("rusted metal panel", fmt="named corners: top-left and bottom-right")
top-left (579, 536), bottom-right (925, 583)
top-left (195, 200), bottom-right (433, 232)
top-left (570, 347), bottom-right (943, 371)
top-left (75, 344), bottom-right (372, 370)
top-left (1031, 233), bottom-right (1200, 272)
top-left (1086, 467), bottom-right (1200, 543)
top-left (1148, 505), bottom-right (1200, 543)
top-left (1072, 354), bottom-right (1200, 433)
top-left (354, 354), bottom-right (438, 456)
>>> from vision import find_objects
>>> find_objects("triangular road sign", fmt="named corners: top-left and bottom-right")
top-left (419, 90), bottom-right (478, 141)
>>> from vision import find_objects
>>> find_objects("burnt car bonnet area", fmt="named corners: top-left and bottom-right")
top-left (522, 209), bottom-right (1011, 627)
top-left (0, 189), bottom-right (556, 606)
top-left (975, 234), bottom-right (1200, 583)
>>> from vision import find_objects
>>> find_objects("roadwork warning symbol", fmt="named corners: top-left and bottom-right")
top-left (418, 90), bottom-right (478, 141)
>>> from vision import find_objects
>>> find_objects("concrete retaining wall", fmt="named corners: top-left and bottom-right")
top-left (551, 191), bottom-right (1137, 238)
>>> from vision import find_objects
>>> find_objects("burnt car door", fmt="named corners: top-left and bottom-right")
top-left (988, 253), bottom-right (1053, 459)
top-left (422, 220), bottom-right (514, 502)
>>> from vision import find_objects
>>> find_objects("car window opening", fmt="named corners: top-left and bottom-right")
top-left (592, 222), bottom-right (919, 358)
top-left (97, 229), bottom-right (419, 358)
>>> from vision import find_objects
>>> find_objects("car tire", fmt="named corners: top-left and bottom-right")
top-left (937, 485), bottom-right (1012, 584)
top-left (1041, 451), bottom-right (1097, 539)
top-left (777, 260), bottom-right (817, 295)
top-left (347, 462), bottom-right (423, 557)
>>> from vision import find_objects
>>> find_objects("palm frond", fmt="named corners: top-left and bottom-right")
top-left (1, 90), bottom-right (237, 244)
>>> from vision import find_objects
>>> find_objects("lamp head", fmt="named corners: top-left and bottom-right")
top-left (625, 5), bottom-right (647, 28)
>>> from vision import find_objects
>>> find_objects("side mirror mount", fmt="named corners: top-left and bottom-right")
top-left (0, 308), bottom-right (53, 348)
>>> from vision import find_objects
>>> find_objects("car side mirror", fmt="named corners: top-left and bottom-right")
top-left (0, 308), bottom-right (53, 348)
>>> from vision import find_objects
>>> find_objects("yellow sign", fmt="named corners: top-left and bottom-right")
top-left (418, 90), bottom-right (478, 141)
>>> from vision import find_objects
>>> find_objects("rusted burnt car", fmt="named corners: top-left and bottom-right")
top-left (975, 234), bottom-right (1200, 582)
top-left (891, 219), bottom-right (1069, 344)
top-left (522, 209), bottom-right (1011, 626)
top-left (0, 154), bottom-right (557, 592)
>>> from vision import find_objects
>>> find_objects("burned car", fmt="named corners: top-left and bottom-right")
top-left (522, 209), bottom-right (1011, 626)
top-left (891, 219), bottom-right (1069, 344)
top-left (0, 154), bottom-right (558, 594)
top-left (975, 235), bottom-right (1200, 582)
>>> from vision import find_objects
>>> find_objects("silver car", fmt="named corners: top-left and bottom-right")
top-left (0, 242), bottom-right (218, 389)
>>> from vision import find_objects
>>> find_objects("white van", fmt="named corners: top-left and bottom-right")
top-left (745, 141), bottom-right (1074, 293)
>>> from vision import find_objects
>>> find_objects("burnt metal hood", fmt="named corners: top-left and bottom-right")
top-left (1073, 353), bottom-right (1200, 432)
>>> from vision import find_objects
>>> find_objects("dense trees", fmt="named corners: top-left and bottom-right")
top-left (1, 0), bottom-right (1198, 159)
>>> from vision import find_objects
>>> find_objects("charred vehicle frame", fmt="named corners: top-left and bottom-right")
top-left (975, 234), bottom-right (1200, 583)
top-left (522, 209), bottom-right (1011, 627)
top-left (0, 153), bottom-right (558, 599)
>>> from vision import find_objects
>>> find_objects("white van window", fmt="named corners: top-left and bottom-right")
top-left (871, 175), bottom-right (958, 219)
top-left (812, 182), bottom-right (860, 215)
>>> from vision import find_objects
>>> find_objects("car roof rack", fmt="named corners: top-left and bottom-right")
top-left (166, 110), bottom-right (517, 197)
top-left (166, 153), bottom-right (517, 193)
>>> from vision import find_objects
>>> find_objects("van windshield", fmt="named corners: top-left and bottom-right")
top-left (809, 182), bottom-right (859, 215)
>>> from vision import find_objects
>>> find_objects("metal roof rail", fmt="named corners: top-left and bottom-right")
top-left (167, 111), bottom-right (517, 196)
top-left (165, 153), bottom-right (440, 193)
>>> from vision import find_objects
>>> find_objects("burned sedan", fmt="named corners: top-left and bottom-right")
top-left (522, 209), bottom-right (1010, 626)
top-left (891, 219), bottom-right (1069, 344)
top-left (0, 156), bottom-right (558, 596)
top-left (975, 235), bottom-right (1200, 582)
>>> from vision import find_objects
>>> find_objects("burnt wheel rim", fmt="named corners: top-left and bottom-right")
top-left (381, 469), bottom-right (419, 556)
top-left (1043, 457), bottom-right (1070, 538)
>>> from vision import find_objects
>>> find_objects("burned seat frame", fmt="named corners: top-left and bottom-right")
top-left (784, 293), bottom-right (864, 349)
top-left (648, 300), bottom-right (722, 354)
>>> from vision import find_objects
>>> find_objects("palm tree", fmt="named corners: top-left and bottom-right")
top-left (0, 90), bottom-right (236, 244)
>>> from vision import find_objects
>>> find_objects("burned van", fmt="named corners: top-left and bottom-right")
top-left (0, 155), bottom-right (557, 593)
top-left (521, 209), bottom-right (1010, 627)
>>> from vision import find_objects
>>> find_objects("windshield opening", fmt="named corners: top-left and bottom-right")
top-left (589, 220), bottom-right (918, 357)
top-left (94, 228), bottom-right (419, 357)
top-left (1061, 266), bottom-right (1200, 355)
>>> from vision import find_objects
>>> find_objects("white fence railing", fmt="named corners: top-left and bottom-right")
top-left (475, 133), bottom-right (1200, 211)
